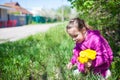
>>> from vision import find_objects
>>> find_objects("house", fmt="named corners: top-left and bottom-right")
top-left (3, 2), bottom-right (32, 15)
top-left (0, 5), bottom-right (13, 27)
top-left (3, 2), bottom-right (32, 27)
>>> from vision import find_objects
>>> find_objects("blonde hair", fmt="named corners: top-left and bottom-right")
top-left (66, 18), bottom-right (92, 31)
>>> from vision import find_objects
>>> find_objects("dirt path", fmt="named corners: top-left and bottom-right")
top-left (0, 23), bottom-right (59, 43)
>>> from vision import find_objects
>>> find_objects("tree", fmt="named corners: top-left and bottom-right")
top-left (56, 5), bottom-right (70, 21)
top-left (68, 0), bottom-right (120, 28)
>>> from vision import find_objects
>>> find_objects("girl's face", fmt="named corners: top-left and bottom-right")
top-left (67, 27), bottom-right (86, 43)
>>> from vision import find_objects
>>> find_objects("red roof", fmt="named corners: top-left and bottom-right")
top-left (3, 2), bottom-right (32, 15)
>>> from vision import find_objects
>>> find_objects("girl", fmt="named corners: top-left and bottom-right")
top-left (66, 18), bottom-right (113, 79)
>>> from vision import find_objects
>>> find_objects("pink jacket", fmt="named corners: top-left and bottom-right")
top-left (70, 30), bottom-right (113, 77)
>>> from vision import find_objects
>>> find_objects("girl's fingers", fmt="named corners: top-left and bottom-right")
top-left (85, 60), bottom-right (92, 68)
top-left (67, 63), bottom-right (72, 69)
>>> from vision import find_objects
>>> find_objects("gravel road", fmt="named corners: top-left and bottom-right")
top-left (0, 23), bottom-right (59, 43)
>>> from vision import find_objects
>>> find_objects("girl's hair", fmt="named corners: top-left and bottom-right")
top-left (66, 17), bottom-right (92, 31)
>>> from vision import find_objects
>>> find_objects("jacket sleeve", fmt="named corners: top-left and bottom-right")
top-left (70, 45), bottom-right (86, 73)
top-left (70, 45), bottom-right (80, 65)
top-left (91, 35), bottom-right (113, 67)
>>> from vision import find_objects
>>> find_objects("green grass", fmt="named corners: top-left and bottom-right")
top-left (0, 23), bottom-right (120, 80)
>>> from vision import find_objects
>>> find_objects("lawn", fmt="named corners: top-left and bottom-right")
top-left (0, 23), bottom-right (119, 80)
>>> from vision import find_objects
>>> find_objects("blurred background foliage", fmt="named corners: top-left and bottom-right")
top-left (68, 0), bottom-right (120, 57)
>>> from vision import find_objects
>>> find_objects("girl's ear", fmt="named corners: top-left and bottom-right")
top-left (82, 27), bottom-right (87, 34)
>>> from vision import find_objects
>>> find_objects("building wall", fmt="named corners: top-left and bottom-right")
top-left (0, 8), bottom-right (32, 28)
top-left (9, 15), bottom-right (26, 26)
top-left (0, 9), bottom-right (8, 21)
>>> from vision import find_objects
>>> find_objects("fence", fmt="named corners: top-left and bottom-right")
top-left (9, 14), bottom-right (26, 26)
top-left (0, 14), bottom-right (32, 28)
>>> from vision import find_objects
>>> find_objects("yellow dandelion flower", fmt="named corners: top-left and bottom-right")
top-left (78, 49), bottom-right (96, 64)
top-left (85, 49), bottom-right (96, 60)
top-left (80, 51), bottom-right (86, 57)
top-left (78, 55), bottom-right (88, 64)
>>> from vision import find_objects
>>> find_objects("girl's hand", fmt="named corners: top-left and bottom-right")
top-left (85, 60), bottom-right (92, 68)
top-left (67, 62), bottom-right (73, 70)
top-left (84, 60), bottom-right (92, 73)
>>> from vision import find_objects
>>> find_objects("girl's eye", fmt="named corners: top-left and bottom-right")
top-left (73, 35), bottom-right (78, 38)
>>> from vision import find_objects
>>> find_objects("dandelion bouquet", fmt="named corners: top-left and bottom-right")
top-left (78, 49), bottom-right (96, 64)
